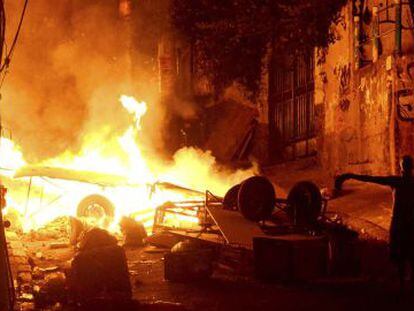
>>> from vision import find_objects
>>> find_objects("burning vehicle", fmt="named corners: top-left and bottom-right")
top-left (14, 166), bottom-right (137, 228)
top-left (12, 165), bottom-right (204, 232)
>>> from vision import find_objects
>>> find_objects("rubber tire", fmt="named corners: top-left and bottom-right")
top-left (77, 194), bottom-right (115, 219)
top-left (238, 176), bottom-right (275, 222)
top-left (223, 184), bottom-right (241, 211)
top-left (286, 181), bottom-right (322, 226)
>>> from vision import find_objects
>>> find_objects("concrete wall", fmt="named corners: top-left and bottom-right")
top-left (394, 55), bottom-right (414, 171)
top-left (315, 4), bottom-right (358, 176)
top-left (315, 1), bottom-right (414, 176)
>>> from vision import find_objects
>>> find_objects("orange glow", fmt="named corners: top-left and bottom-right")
top-left (0, 138), bottom-right (26, 176)
top-left (2, 95), bottom-right (256, 233)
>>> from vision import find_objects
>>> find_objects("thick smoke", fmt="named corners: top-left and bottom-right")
top-left (1, 0), bottom-right (164, 162)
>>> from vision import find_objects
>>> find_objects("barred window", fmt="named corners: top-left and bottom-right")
top-left (271, 53), bottom-right (315, 144)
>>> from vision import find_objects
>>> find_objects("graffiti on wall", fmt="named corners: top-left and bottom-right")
top-left (396, 61), bottom-right (414, 122)
top-left (334, 63), bottom-right (351, 111)
top-left (397, 89), bottom-right (414, 121)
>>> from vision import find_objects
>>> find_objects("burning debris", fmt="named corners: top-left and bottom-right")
top-left (0, 94), bottom-right (256, 234)
top-left (0, 166), bottom-right (405, 310)
top-left (119, 217), bottom-right (147, 247)
top-left (2, 0), bottom-right (414, 310)
top-left (0, 87), bottom-right (258, 309)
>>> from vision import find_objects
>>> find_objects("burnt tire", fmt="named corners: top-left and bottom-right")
top-left (77, 195), bottom-right (115, 220)
top-left (223, 184), bottom-right (241, 211)
top-left (238, 176), bottom-right (275, 222)
top-left (286, 181), bottom-right (322, 226)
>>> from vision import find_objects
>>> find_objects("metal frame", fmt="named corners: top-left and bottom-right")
top-left (23, 176), bottom-right (71, 220)
top-left (152, 191), bottom-right (224, 235)
top-left (152, 185), bottom-right (329, 242)
top-left (152, 199), bottom-right (206, 233)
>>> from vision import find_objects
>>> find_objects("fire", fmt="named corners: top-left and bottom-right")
top-left (0, 137), bottom-right (26, 176)
top-left (119, 95), bottom-right (147, 131)
top-left (1, 95), bottom-right (256, 233)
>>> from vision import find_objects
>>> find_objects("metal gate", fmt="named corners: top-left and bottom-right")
top-left (270, 52), bottom-right (315, 147)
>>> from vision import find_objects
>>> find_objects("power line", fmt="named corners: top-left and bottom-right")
top-left (0, 0), bottom-right (29, 72)
top-left (0, 0), bottom-right (5, 64)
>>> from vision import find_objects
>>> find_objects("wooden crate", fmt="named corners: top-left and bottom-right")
top-left (253, 234), bottom-right (329, 281)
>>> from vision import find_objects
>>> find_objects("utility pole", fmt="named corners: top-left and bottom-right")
top-left (0, 0), bottom-right (13, 308)
top-left (0, 186), bottom-right (13, 311)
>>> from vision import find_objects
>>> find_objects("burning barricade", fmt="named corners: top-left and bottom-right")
top-left (0, 93), bottom-right (367, 308)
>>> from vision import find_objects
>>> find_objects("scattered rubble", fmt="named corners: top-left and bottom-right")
top-left (120, 216), bottom-right (147, 247)
top-left (33, 272), bottom-right (67, 308)
top-left (164, 240), bottom-right (215, 282)
top-left (1, 174), bottom-right (401, 310)
top-left (69, 216), bottom-right (84, 245)
top-left (28, 216), bottom-right (71, 241)
top-left (67, 228), bottom-right (132, 305)
top-left (146, 231), bottom-right (186, 249)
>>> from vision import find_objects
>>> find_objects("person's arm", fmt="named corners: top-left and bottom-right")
top-left (335, 173), bottom-right (399, 190)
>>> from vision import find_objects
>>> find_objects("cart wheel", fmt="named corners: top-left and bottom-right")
top-left (238, 176), bottom-right (275, 222)
top-left (77, 195), bottom-right (115, 227)
top-left (286, 181), bottom-right (322, 226)
top-left (223, 184), bottom-right (241, 211)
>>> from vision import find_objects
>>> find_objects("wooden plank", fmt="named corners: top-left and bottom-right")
top-left (206, 205), bottom-right (328, 250)
top-left (206, 205), bottom-right (265, 249)
top-left (168, 230), bottom-right (225, 245)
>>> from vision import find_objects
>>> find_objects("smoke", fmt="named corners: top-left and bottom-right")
top-left (0, 0), bottom-right (164, 162)
top-left (160, 147), bottom-right (259, 196)
top-left (0, 0), bottom-right (257, 191)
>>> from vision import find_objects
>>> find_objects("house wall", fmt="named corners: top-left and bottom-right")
top-left (394, 55), bottom-right (414, 170)
top-left (316, 1), bottom-right (414, 176)
top-left (170, 1), bottom-right (414, 170)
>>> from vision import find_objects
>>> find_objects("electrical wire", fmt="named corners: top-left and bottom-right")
top-left (0, 0), bottom-right (28, 72)
top-left (0, 0), bottom-right (5, 63)
top-left (0, 3), bottom-right (17, 309)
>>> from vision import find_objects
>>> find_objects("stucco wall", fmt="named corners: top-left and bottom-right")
top-left (316, 2), bottom-right (395, 176)
top-left (394, 55), bottom-right (414, 169)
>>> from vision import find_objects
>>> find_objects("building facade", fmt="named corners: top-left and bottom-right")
top-left (262, 0), bottom-right (414, 176)
top-left (157, 1), bottom-right (414, 174)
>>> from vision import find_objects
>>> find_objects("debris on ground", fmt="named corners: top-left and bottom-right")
top-left (164, 240), bottom-right (215, 282)
top-left (67, 228), bottom-right (132, 304)
top-left (33, 272), bottom-right (67, 308)
top-left (146, 231), bottom-right (186, 249)
top-left (2, 174), bottom-right (404, 310)
top-left (120, 216), bottom-right (147, 247)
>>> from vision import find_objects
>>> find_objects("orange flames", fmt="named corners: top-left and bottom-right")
top-left (1, 95), bottom-right (256, 233)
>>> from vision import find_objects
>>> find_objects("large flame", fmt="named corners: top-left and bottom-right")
top-left (1, 95), bottom-right (256, 233)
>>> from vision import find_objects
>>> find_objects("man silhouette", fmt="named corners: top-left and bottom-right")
top-left (335, 155), bottom-right (414, 291)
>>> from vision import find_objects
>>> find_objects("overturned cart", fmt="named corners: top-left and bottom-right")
top-left (153, 176), bottom-right (330, 281)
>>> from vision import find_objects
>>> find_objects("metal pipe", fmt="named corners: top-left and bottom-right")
top-left (354, 16), bottom-right (361, 69)
top-left (372, 6), bottom-right (379, 62)
top-left (24, 177), bottom-right (32, 216)
top-left (395, 0), bottom-right (402, 55)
